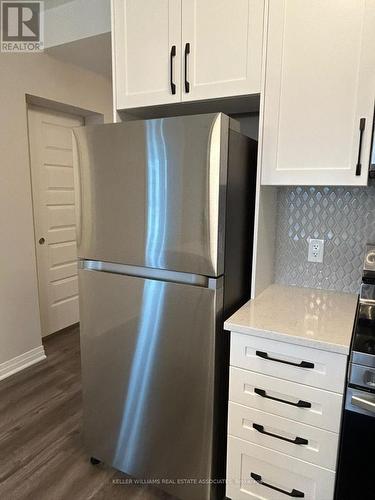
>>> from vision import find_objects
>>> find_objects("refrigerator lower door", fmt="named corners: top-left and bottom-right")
top-left (79, 267), bottom-right (223, 500)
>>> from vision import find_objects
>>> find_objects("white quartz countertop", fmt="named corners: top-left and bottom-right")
top-left (224, 284), bottom-right (358, 355)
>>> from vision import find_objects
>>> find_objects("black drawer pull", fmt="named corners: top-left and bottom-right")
top-left (184, 42), bottom-right (190, 93)
top-left (254, 388), bottom-right (311, 408)
top-left (252, 423), bottom-right (308, 445)
top-left (256, 350), bottom-right (314, 369)
top-left (170, 45), bottom-right (176, 94)
top-left (355, 117), bottom-right (366, 176)
top-left (251, 473), bottom-right (304, 498)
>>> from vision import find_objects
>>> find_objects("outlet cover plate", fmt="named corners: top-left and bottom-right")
top-left (308, 238), bottom-right (324, 263)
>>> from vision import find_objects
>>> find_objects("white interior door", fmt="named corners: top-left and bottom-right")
top-left (113, 0), bottom-right (182, 109)
top-left (181, 0), bottom-right (264, 102)
top-left (28, 105), bottom-right (84, 337)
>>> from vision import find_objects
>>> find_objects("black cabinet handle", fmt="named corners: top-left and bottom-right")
top-left (251, 473), bottom-right (304, 498)
top-left (356, 117), bottom-right (366, 175)
top-left (170, 45), bottom-right (176, 95)
top-left (252, 423), bottom-right (308, 445)
top-left (256, 350), bottom-right (314, 369)
top-left (254, 388), bottom-right (311, 408)
top-left (184, 42), bottom-right (190, 93)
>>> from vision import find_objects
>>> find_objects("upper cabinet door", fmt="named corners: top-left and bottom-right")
top-left (113, 0), bottom-right (182, 109)
top-left (181, 0), bottom-right (264, 102)
top-left (261, 0), bottom-right (375, 186)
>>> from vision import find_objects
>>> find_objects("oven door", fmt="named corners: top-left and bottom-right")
top-left (335, 387), bottom-right (375, 499)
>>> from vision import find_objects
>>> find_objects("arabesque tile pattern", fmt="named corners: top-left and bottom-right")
top-left (275, 184), bottom-right (375, 293)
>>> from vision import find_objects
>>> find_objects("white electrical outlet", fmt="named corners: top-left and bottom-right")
top-left (308, 238), bottom-right (324, 263)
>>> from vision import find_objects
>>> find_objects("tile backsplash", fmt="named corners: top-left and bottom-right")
top-left (274, 184), bottom-right (375, 293)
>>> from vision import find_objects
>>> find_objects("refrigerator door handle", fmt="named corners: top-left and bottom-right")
top-left (80, 260), bottom-right (223, 289)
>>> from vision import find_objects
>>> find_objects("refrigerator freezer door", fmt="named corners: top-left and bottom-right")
top-left (79, 268), bottom-right (223, 500)
top-left (73, 113), bottom-right (228, 277)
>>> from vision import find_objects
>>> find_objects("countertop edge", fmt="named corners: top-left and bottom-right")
top-left (223, 322), bottom-right (350, 356)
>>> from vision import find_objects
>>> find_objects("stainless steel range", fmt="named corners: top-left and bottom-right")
top-left (335, 244), bottom-right (375, 499)
top-left (351, 244), bottom-right (375, 371)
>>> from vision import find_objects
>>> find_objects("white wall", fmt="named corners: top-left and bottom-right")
top-left (0, 50), bottom-right (112, 366)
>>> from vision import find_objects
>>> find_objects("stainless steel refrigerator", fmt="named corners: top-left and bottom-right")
top-left (73, 113), bottom-right (257, 500)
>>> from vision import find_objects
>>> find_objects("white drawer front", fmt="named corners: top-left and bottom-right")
top-left (228, 402), bottom-right (339, 470)
top-left (230, 332), bottom-right (347, 393)
top-left (226, 436), bottom-right (335, 500)
top-left (229, 367), bottom-right (342, 432)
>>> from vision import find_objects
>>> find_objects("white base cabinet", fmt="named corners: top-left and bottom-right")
top-left (230, 332), bottom-right (347, 393)
top-left (228, 402), bottom-right (339, 470)
top-left (227, 436), bottom-right (335, 500)
top-left (229, 366), bottom-right (343, 432)
top-left (226, 332), bottom-right (348, 500)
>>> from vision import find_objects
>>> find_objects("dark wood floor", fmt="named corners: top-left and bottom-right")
top-left (0, 326), bottom-right (172, 500)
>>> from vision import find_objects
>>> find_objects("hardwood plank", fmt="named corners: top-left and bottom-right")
top-left (0, 326), bottom-right (174, 499)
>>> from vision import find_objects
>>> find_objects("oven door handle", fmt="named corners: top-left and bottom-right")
top-left (351, 395), bottom-right (375, 414)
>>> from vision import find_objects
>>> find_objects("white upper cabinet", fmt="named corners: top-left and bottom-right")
top-left (112, 0), bottom-right (264, 111)
top-left (113, 0), bottom-right (182, 109)
top-left (261, 0), bottom-right (375, 186)
top-left (181, 0), bottom-right (264, 101)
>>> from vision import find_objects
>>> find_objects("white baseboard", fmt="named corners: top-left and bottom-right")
top-left (0, 345), bottom-right (46, 382)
